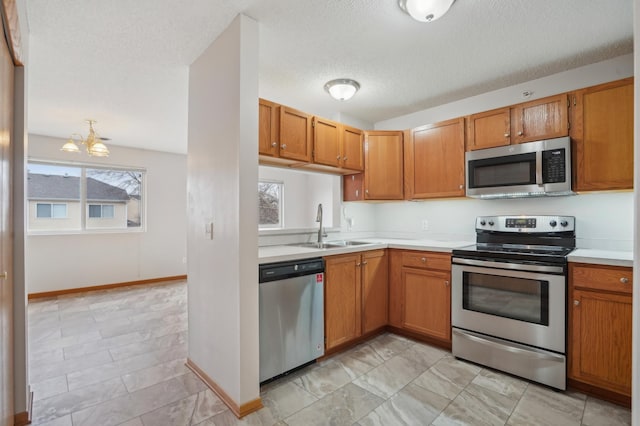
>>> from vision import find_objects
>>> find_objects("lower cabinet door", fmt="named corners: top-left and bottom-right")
top-left (324, 254), bottom-right (362, 350)
top-left (401, 268), bottom-right (451, 342)
top-left (569, 289), bottom-right (632, 395)
top-left (361, 250), bottom-right (388, 334)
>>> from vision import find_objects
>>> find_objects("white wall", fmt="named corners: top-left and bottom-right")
top-left (26, 134), bottom-right (187, 293)
top-left (187, 14), bottom-right (259, 407)
top-left (631, 0), bottom-right (639, 421)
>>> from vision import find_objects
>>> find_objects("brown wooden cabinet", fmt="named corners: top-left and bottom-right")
top-left (279, 105), bottom-right (313, 162)
top-left (568, 263), bottom-right (632, 403)
top-left (324, 253), bottom-right (362, 350)
top-left (361, 250), bottom-right (388, 334)
top-left (364, 131), bottom-right (404, 199)
top-left (389, 250), bottom-right (452, 345)
top-left (511, 94), bottom-right (568, 144)
top-left (258, 98), bottom-right (279, 157)
top-left (343, 173), bottom-right (364, 201)
top-left (467, 107), bottom-right (511, 150)
top-left (467, 95), bottom-right (569, 151)
top-left (324, 250), bottom-right (388, 351)
top-left (405, 117), bottom-right (465, 199)
top-left (570, 78), bottom-right (634, 191)
top-left (312, 119), bottom-right (364, 172)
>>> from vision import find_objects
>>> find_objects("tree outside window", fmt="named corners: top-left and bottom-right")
top-left (258, 181), bottom-right (283, 228)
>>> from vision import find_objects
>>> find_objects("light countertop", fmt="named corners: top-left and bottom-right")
top-left (568, 249), bottom-right (634, 268)
top-left (259, 238), bottom-right (473, 264)
top-left (260, 238), bottom-right (634, 268)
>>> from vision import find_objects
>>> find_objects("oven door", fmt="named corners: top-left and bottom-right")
top-left (451, 258), bottom-right (566, 353)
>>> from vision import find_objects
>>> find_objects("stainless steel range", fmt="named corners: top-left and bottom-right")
top-left (451, 215), bottom-right (575, 390)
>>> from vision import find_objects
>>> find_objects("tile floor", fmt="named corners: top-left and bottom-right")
top-left (28, 281), bottom-right (631, 426)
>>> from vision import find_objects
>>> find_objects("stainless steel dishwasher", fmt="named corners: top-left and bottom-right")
top-left (259, 257), bottom-right (325, 383)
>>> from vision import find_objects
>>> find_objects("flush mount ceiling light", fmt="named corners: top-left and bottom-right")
top-left (61, 119), bottom-right (110, 157)
top-left (398, 0), bottom-right (455, 22)
top-left (324, 79), bottom-right (361, 101)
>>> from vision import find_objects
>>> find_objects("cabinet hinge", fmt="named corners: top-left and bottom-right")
top-left (567, 120), bottom-right (571, 130)
top-left (312, 119), bottom-right (316, 128)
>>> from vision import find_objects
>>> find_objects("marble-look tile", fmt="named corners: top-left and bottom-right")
top-left (203, 408), bottom-right (278, 426)
top-left (117, 418), bottom-right (144, 426)
top-left (284, 383), bottom-right (384, 426)
top-left (140, 394), bottom-right (197, 425)
top-left (29, 347), bottom-right (65, 365)
top-left (413, 355), bottom-right (481, 400)
top-left (353, 354), bottom-right (426, 399)
top-left (399, 341), bottom-right (447, 371)
top-left (71, 377), bottom-right (191, 426)
top-left (175, 371), bottom-right (209, 395)
top-left (359, 383), bottom-right (449, 426)
top-left (339, 343), bottom-right (385, 371)
top-left (471, 369), bottom-right (528, 400)
top-left (190, 389), bottom-right (229, 424)
top-left (91, 307), bottom-right (139, 323)
top-left (293, 360), bottom-right (354, 398)
top-left (60, 316), bottom-right (130, 338)
top-left (507, 384), bottom-right (586, 426)
top-left (99, 311), bottom-right (186, 339)
top-left (63, 331), bottom-right (149, 359)
top-left (32, 414), bottom-right (73, 426)
top-left (31, 377), bottom-right (127, 424)
top-left (367, 333), bottom-right (414, 361)
top-left (433, 382), bottom-right (518, 426)
top-left (581, 397), bottom-right (631, 426)
top-left (29, 330), bottom-right (102, 352)
top-left (30, 350), bottom-right (113, 383)
top-left (259, 381), bottom-right (317, 421)
top-left (31, 375), bottom-right (68, 401)
top-left (109, 330), bottom-right (187, 361)
top-left (122, 358), bottom-right (189, 392)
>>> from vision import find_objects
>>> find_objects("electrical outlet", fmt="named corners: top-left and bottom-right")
top-left (182, 257), bottom-right (187, 264)
top-left (421, 219), bottom-right (429, 231)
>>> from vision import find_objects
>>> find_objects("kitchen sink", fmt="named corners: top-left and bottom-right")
top-left (326, 240), bottom-right (371, 246)
top-left (290, 242), bottom-right (345, 249)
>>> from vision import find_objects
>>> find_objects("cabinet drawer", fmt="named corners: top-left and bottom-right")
top-left (570, 264), bottom-right (632, 294)
top-left (401, 251), bottom-right (450, 271)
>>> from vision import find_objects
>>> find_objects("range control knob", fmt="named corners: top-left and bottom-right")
top-left (488, 221), bottom-right (494, 226)
top-left (480, 220), bottom-right (486, 226)
top-left (549, 220), bottom-right (557, 227)
top-left (560, 220), bottom-right (569, 227)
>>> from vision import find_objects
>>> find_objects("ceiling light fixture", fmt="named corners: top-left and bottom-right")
top-left (324, 79), bottom-right (361, 101)
top-left (61, 119), bottom-right (110, 157)
top-left (398, 0), bottom-right (455, 22)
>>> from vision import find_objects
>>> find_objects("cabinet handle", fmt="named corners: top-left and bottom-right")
top-left (343, 156), bottom-right (348, 161)
top-left (518, 131), bottom-right (523, 136)
top-left (504, 133), bottom-right (510, 138)
top-left (355, 189), bottom-right (359, 197)
top-left (420, 257), bottom-right (426, 263)
top-left (271, 142), bottom-right (277, 147)
top-left (574, 300), bottom-right (580, 306)
top-left (459, 184), bottom-right (464, 189)
top-left (281, 144), bottom-right (287, 149)
top-left (444, 280), bottom-right (449, 286)
top-left (620, 277), bottom-right (630, 284)
top-left (356, 262), bottom-right (361, 267)
top-left (365, 189), bottom-right (369, 195)
top-left (0, 271), bottom-right (6, 280)
top-left (362, 260), bottom-right (368, 265)
top-left (336, 155), bottom-right (341, 160)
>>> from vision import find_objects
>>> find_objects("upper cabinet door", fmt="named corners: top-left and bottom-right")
top-left (313, 117), bottom-right (341, 167)
top-left (571, 78), bottom-right (634, 192)
top-left (364, 131), bottom-right (404, 200)
top-left (341, 125), bottom-right (364, 171)
top-left (258, 99), bottom-right (279, 157)
top-left (511, 94), bottom-right (569, 144)
top-left (406, 118), bottom-right (465, 199)
top-left (279, 106), bottom-right (313, 162)
top-left (467, 107), bottom-right (511, 150)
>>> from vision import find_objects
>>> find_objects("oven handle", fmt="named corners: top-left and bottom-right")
top-left (536, 149), bottom-right (544, 186)
top-left (453, 329), bottom-right (564, 362)
top-left (452, 257), bottom-right (564, 274)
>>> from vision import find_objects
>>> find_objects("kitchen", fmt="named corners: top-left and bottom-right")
top-left (13, 0), bottom-right (637, 425)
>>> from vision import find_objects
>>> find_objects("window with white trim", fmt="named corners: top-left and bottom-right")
top-left (27, 161), bottom-right (145, 232)
top-left (258, 180), bottom-right (283, 228)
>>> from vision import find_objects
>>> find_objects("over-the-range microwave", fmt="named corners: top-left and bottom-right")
top-left (465, 136), bottom-right (574, 199)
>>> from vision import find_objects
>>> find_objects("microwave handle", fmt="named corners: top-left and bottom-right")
top-left (535, 150), bottom-right (543, 186)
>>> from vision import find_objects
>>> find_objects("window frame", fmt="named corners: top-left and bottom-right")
top-left (258, 180), bottom-right (284, 229)
top-left (27, 159), bottom-right (146, 235)
top-left (35, 202), bottom-right (68, 219)
top-left (88, 203), bottom-right (116, 219)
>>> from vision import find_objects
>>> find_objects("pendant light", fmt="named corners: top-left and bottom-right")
top-left (398, 0), bottom-right (455, 22)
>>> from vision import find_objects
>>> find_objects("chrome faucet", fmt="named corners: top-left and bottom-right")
top-left (316, 203), bottom-right (327, 243)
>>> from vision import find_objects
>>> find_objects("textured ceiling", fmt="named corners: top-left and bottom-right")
top-left (25, 0), bottom-right (633, 154)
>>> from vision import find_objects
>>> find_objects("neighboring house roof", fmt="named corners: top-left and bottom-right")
top-left (28, 173), bottom-right (130, 202)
